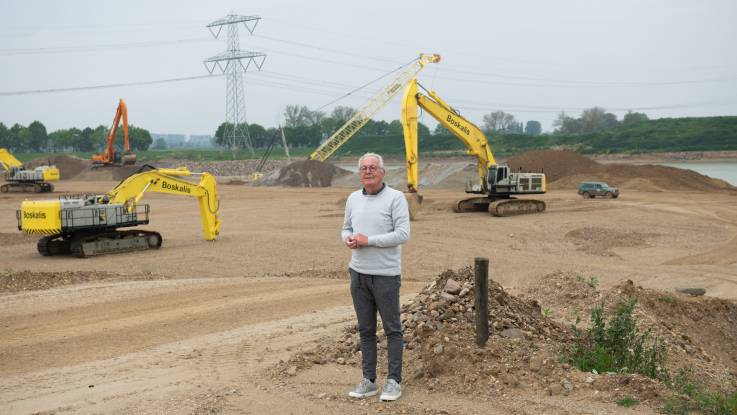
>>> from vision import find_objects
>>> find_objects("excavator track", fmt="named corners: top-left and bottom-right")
top-left (489, 199), bottom-right (546, 217)
top-left (454, 197), bottom-right (493, 213)
top-left (454, 197), bottom-right (545, 217)
top-left (1, 182), bottom-right (52, 193)
top-left (69, 230), bottom-right (162, 258)
top-left (37, 235), bottom-right (72, 256)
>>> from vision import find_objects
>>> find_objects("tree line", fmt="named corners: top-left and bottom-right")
top-left (336, 115), bottom-right (737, 157)
top-left (5, 104), bottom-right (733, 157)
top-left (0, 121), bottom-right (152, 153)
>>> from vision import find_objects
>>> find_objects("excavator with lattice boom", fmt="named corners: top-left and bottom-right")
top-left (1, 148), bottom-right (59, 193)
top-left (402, 79), bottom-right (546, 217)
top-left (308, 53), bottom-right (440, 162)
top-left (17, 166), bottom-right (220, 257)
top-left (92, 98), bottom-right (137, 167)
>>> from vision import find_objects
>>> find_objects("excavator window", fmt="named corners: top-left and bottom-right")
top-left (497, 167), bottom-right (507, 183)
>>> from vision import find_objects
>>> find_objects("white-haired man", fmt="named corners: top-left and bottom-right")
top-left (341, 152), bottom-right (410, 402)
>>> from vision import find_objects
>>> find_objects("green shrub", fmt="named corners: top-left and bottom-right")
top-left (616, 396), bottom-right (639, 407)
top-left (568, 298), bottom-right (668, 380)
top-left (664, 368), bottom-right (737, 415)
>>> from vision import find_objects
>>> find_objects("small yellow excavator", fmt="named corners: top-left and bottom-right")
top-left (0, 148), bottom-right (60, 193)
top-left (17, 166), bottom-right (220, 257)
top-left (91, 98), bottom-right (137, 167)
top-left (401, 79), bottom-right (546, 217)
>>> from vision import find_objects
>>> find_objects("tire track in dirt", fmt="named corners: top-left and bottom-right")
top-left (0, 277), bottom-right (352, 377)
top-left (0, 304), bottom-right (358, 414)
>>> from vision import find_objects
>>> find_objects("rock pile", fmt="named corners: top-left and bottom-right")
top-left (275, 267), bottom-right (737, 405)
top-left (276, 267), bottom-right (583, 397)
top-left (269, 160), bottom-right (350, 187)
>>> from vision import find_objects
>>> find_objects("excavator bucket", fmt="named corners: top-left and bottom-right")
top-left (122, 154), bottom-right (137, 165)
top-left (404, 192), bottom-right (423, 221)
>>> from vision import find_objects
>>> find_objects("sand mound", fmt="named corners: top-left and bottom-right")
top-left (26, 154), bottom-right (90, 180)
top-left (506, 150), bottom-right (735, 192)
top-left (270, 160), bottom-right (350, 187)
top-left (507, 150), bottom-right (604, 182)
top-left (26, 154), bottom-right (144, 181)
top-left (23, 150), bottom-right (735, 193)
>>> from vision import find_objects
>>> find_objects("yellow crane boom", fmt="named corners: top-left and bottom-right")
top-left (308, 53), bottom-right (440, 162)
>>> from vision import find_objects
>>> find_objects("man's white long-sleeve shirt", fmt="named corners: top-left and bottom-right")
top-left (341, 184), bottom-right (410, 276)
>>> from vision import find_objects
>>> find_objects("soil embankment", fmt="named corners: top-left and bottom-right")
top-left (28, 150), bottom-right (735, 193)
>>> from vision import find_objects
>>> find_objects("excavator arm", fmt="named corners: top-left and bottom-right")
top-left (0, 148), bottom-right (24, 171)
top-left (107, 168), bottom-right (221, 240)
top-left (401, 79), bottom-right (546, 217)
top-left (402, 79), bottom-right (495, 193)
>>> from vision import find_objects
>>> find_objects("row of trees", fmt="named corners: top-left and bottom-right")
top-left (214, 105), bottom-right (546, 151)
top-left (2, 105), bottom-right (651, 154)
top-left (554, 108), bottom-right (649, 134)
top-left (213, 104), bottom-right (433, 149)
top-left (482, 111), bottom-right (542, 135)
top-left (0, 121), bottom-right (153, 153)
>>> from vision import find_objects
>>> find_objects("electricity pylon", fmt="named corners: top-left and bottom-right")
top-left (204, 14), bottom-right (266, 157)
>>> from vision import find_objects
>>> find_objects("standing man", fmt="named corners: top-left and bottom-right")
top-left (342, 152), bottom-right (410, 402)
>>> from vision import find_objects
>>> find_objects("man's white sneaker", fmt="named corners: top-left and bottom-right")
top-left (380, 378), bottom-right (402, 401)
top-left (348, 378), bottom-right (378, 398)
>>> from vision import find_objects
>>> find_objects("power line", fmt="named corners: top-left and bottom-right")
top-left (313, 57), bottom-right (418, 112)
top-left (0, 74), bottom-right (221, 96)
top-left (0, 38), bottom-right (210, 56)
top-left (3, 31), bottom-right (735, 88)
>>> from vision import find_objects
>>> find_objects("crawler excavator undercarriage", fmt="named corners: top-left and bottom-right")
top-left (18, 167), bottom-right (220, 257)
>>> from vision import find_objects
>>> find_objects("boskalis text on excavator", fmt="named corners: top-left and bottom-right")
top-left (91, 98), bottom-right (136, 167)
top-left (1, 148), bottom-right (60, 193)
top-left (17, 167), bottom-right (221, 257)
top-left (401, 79), bottom-right (546, 217)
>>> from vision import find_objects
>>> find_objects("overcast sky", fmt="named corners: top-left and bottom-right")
top-left (1, 0), bottom-right (735, 136)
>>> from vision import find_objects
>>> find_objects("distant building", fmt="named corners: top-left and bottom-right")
top-left (188, 134), bottom-right (215, 148)
top-left (150, 133), bottom-right (214, 149)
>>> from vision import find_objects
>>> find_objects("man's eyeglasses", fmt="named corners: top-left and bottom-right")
top-left (359, 166), bottom-right (381, 173)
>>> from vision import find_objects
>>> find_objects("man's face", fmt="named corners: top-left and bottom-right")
top-left (359, 156), bottom-right (385, 189)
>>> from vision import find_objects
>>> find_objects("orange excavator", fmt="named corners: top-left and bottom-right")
top-left (92, 99), bottom-right (137, 167)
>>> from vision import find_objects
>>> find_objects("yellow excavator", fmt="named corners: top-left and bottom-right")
top-left (17, 166), bottom-right (220, 257)
top-left (0, 148), bottom-right (60, 193)
top-left (401, 79), bottom-right (546, 217)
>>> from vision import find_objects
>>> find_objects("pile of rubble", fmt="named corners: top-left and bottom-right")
top-left (266, 160), bottom-right (350, 187)
top-left (275, 267), bottom-right (737, 405)
top-left (276, 267), bottom-right (587, 397)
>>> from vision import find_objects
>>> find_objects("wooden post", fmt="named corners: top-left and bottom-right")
top-left (474, 257), bottom-right (489, 347)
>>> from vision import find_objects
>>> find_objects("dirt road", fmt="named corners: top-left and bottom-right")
top-left (1, 180), bottom-right (735, 414)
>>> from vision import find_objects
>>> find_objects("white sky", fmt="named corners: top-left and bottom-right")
top-left (0, 0), bottom-right (735, 136)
